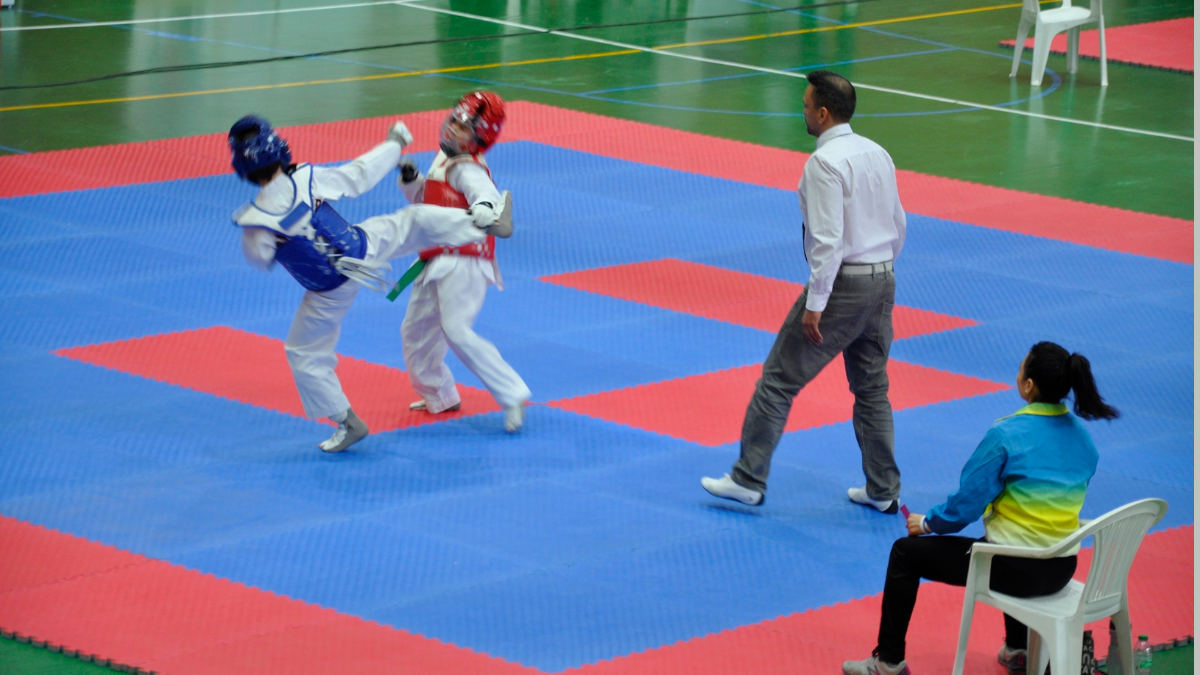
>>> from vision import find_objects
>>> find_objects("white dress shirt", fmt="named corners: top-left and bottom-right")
top-left (798, 123), bottom-right (906, 312)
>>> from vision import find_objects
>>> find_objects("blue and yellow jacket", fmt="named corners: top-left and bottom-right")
top-left (926, 402), bottom-right (1099, 551)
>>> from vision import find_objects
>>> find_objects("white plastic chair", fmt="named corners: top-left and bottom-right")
top-left (950, 497), bottom-right (1167, 675)
top-left (1009, 0), bottom-right (1108, 86)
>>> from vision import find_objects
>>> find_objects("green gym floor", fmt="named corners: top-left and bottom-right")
top-left (0, 0), bottom-right (1193, 221)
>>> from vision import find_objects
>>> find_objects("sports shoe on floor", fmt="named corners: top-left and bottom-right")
top-left (700, 474), bottom-right (763, 506)
top-left (409, 400), bottom-right (461, 413)
top-left (997, 645), bottom-right (1027, 674)
top-left (848, 486), bottom-right (899, 514)
top-left (319, 409), bottom-right (368, 453)
top-left (842, 653), bottom-right (911, 675)
top-left (503, 401), bottom-right (525, 433)
top-left (485, 190), bottom-right (513, 238)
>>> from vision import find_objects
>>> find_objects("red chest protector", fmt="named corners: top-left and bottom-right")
top-left (419, 152), bottom-right (495, 261)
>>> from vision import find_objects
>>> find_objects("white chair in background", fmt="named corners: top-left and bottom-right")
top-left (1009, 0), bottom-right (1108, 86)
top-left (950, 497), bottom-right (1167, 675)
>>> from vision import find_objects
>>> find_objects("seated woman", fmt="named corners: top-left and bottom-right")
top-left (842, 341), bottom-right (1119, 675)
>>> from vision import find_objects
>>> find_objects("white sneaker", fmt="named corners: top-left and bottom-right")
top-left (503, 402), bottom-right (525, 433)
top-left (842, 654), bottom-right (910, 675)
top-left (701, 474), bottom-right (763, 506)
top-left (408, 400), bottom-right (461, 413)
top-left (848, 486), bottom-right (899, 514)
top-left (485, 190), bottom-right (513, 239)
top-left (319, 409), bottom-right (368, 453)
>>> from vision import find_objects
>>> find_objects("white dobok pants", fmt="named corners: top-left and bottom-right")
top-left (285, 204), bottom-right (484, 420)
top-left (401, 256), bottom-right (531, 413)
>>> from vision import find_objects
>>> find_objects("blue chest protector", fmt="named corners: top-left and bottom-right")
top-left (233, 165), bottom-right (367, 292)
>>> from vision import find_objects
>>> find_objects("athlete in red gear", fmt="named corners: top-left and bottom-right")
top-left (397, 91), bottom-right (531, 433)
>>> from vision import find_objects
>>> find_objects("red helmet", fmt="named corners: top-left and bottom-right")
top-left (440, 91), bottom-right (506, 156)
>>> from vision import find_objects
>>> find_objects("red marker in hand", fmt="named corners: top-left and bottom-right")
top-left (900, 504), bottom-right (911, 518)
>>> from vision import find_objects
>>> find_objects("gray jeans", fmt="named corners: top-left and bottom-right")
top-left (732, 268), bottom-right (899, 499)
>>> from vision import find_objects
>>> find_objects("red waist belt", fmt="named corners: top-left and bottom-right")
top-left (419, 236), bottom-right (495, 261)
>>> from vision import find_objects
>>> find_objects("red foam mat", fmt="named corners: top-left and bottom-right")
top-left (54, 326), bottom-right (498, 431)
top-left (1002, 17), bottom-right (1194, 73)
top-left (4, 514), bottom-right (1187, 674)
top-left (0, 103), bottom-right (1190, 263)
top-left (0, 516), bottom-right (538, 675)
top-left (541, 258), bottom-right (975, 336)
top-left (548, 359), bottom-right (1009, 446)
top-left (0, 110), bottom-right (449, 199)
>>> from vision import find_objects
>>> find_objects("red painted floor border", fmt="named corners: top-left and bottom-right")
top-left (1002, 17), bottom-right (1194, 74)
top-left (0, 103), bottom-right (1189, 263)
top-left (3, 515), bottom-right (1189, 674)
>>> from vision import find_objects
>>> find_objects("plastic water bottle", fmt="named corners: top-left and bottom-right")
top-left (1134, 634), bottom-right (1153, 675)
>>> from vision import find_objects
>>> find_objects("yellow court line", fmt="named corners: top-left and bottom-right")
top-left (0, 2), bottom-right (1021, 113)
top-left (653, 2), bottom-right (1025, 50)
top-left (0, 50), bottom-right (641, 113)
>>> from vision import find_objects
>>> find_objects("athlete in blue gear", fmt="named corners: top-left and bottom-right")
top-left (229, 115), bottom-right (512, 453)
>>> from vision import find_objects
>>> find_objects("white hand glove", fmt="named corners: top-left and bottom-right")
top-left (387, 121), bottom-right (413, 148)
top-left (468, 201), bottom-right (497, 228)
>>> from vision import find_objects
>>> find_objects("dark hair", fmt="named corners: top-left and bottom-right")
top-left (246, 164), bottom-right (282, 185)
top-left (806, 70), bottom-right (856, 122)
top-left (1024, 342), bottom-right (1119, 420)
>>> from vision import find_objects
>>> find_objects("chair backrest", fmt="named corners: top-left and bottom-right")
top-left (1025, 0), bottom-right (1105, 19)
top-left (1072, 498), bottom-right (1168, 620)
top-left (1024, 0), bottom-right (1072, 12)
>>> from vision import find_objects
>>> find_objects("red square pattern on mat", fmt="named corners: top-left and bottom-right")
top-left (547, 358), bottom-right (1009, 447)
top-left (541, 258), bottom-right (975, 337)
top-left (53, 326), bottom-right (498, 432)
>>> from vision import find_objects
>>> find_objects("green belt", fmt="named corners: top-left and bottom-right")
top-left (386, 259), bottom-right (427, 301)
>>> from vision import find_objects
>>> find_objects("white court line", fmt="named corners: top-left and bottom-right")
top-left (399, 2), bottom-right (1193, 143)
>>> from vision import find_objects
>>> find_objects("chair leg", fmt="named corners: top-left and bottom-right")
top-left (1112, 609), bottom-right (1134, 674)
top-left (1030, 25), bottom-right (1056, 86)
top-left (950, 594), bottom-right (977, 675)
top-left (1010, 15), bottom-right (1034, 78)
top-left (1051, 634), bottom-right (1084, 675)
top-left (1097, 14), bottom-right (1108, 85)
top-left (1066, 27), bottom-right (1079, 73)
top-left (1028, 630), bottom-right (1047, 675)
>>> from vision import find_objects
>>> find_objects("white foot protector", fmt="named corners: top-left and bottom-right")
top-left (319, 410), bottom-right (369, 452)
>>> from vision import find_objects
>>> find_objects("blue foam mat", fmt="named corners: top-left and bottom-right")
top-left (0, 140), bottom-right (1191, 671)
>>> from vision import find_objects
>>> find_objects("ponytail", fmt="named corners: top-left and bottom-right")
top-left (1066, 352), bottom-right (1119, 420)
top-left (1025, 342), bottom-right (1119, 420)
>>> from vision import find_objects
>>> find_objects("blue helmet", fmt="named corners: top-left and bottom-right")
top-left (228, 115), bottom-right (291, 182)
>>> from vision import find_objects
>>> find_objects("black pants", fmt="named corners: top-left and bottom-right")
top-left (876, 535), bottom-right (1077, 664)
